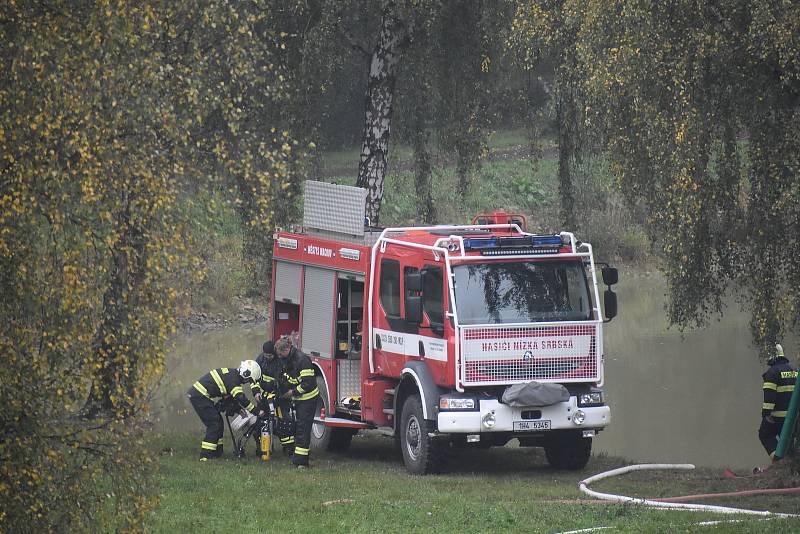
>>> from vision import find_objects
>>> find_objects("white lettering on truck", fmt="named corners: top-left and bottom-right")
top-left (305, 245), bottom-right (335, 258)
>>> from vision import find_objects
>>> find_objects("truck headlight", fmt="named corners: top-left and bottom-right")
top-left (439, 397), bottom-right (476, 410)
top-left (573, 410), bottom-right (586, 425)
top-left (578, 391), bottom-right (603, 406)
top-left (482, 412), bottom-right (496, 429)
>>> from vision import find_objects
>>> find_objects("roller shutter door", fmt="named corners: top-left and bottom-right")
top-left (274, 261), bottom-right (302, 304)
top-left (301, 266), bottom-right (335, 358)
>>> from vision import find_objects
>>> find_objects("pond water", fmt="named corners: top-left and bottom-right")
top-left (597, 273), bottom-right (793, 469)
top-left (157, 273), bottom-right (794, 469)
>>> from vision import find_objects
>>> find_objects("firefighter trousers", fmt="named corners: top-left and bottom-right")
top-left (273, 399), bottom-right (296, 453)
top-left (292, 397), bottom-right (316, 466)
top-left (759, 417), bottom-right (784, 456)
top-left (189, 393), bottom-right (224, 459)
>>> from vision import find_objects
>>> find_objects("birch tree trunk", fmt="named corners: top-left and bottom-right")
top-left (356, 1), bottom-right (407, 226)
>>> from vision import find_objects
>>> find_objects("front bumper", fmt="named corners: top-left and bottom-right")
top-left (437, 397), bottom-right (610, 433)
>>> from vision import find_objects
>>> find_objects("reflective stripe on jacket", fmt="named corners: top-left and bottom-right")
top-left (192, 367), bottom-right (255, 412)
top-left (280, 348), bottom-right (319, 401)
top-left (763, 357), bottom-right (798, 419)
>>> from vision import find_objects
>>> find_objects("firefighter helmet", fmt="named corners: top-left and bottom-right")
top-left (768, 344), bottom-right (784, 365)
top-left (238, 359), bottom-right (262, 382)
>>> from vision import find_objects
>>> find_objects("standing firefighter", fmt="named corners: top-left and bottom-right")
top-left (275, 337), bottom-right (319, 468)
top-left (188, 360), bottom-right (261, 461)
top-left (759, 344), bottom-right (798, 459)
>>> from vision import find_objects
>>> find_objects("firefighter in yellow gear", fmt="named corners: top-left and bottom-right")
top-left (252, 341), bottom-right (295, 455)
top-left (274, 337), bottom-right (319, 468)
top-left (759, 344), bottom-right (798, 458)
top-left (187, 360), bottom-right (260, 460)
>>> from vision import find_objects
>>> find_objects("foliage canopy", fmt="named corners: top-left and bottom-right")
top-left (511, 0), bottom-right (800, 353)
top-left (0, 0), bottom-right (297, 529)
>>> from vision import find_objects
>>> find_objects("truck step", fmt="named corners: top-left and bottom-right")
top-left (382, 408), bottom-right (395, 415)
top-left (384, 388), bottom-right (396, 396)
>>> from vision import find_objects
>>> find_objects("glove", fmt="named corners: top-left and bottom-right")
top-left (281, 389), bottom-right (294, 400)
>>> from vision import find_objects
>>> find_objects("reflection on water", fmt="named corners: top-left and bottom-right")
top-left (597, 273), bottom-right (797, 469)
top-left (159, 274), bottom-right (795, 469)
top-left (153, 324), bottom-right (268, 432)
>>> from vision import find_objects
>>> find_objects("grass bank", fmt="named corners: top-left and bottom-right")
top-left (149, 432), bottom-right (799, 533)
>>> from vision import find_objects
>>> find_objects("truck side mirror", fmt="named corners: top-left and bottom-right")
top-left (406, 295), bottom-right (423, 324)
top-left (405, 271), bottom-right (422, 292)
top-left (603, 288), bottom-right (617, 321)
top-left (601, 266), bottom-right (618, 286)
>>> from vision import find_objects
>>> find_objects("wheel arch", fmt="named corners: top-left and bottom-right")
top-left (396, 361), bottom-right (442, 423)
top-left (312, 362), bottom-right (332, 411)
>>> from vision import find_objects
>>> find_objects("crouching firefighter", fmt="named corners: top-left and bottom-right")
top-left (187, 360), bottom-right (261, 461)
top-left (274, 338), bottom-right (319, 468)
top-left (252, 341), bottom-right (296, 456)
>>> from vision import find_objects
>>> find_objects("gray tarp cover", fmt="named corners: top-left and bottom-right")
top-left (501, 381), bottom-right (570, 407)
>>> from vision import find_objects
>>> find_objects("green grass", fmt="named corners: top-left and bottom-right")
top-left (150, 432), bottom-right (800, 533)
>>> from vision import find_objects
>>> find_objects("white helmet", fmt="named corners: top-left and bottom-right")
top-left (768, 344), bottom-right (785, 365)
top-left (238, 359), bottom-right (261, 382)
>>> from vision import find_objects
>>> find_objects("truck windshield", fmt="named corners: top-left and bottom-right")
top-left (452, 260), bottom-right (591, 325)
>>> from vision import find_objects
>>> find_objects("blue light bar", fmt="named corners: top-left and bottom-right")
top-left (463, 235), bottom-right (564, 252)
top-left (463, 237), bottom-right (499, 250)
top-left (531, 235), bottom-right (563, 247)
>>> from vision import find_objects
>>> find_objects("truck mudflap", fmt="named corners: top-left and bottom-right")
top-left (436, 396), bottom-right (610, 434)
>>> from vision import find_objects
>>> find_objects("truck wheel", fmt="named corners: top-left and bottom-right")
top-left (544, 434), bottom-right (592, 470)
top-left (310, 376), bottom-right (355, 452)
top-left (400, 395), bottom-right (444, 474)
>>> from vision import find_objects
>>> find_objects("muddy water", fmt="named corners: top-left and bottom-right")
top-left (153, 324), bottom-right (268, 432)
top-left (158, 274), bottom-right (793, 469)
top-left (596, 273), bottom-right (796, 469)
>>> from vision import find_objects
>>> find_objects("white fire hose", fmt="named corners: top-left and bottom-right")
top-left (578, 463), bottom-right (798, 518)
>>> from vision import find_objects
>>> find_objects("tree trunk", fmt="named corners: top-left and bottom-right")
top-left (411, 123), bottom-right (435, 224)
top-left (356, 1), bottom-right (407, 226)
top-left (556, 97), bottom-right (576, 230)
top-left (84, 206), bottom-right (148, 418)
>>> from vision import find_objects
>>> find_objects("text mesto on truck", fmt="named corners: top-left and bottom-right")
top-left (270, 181), bottom-right (618, 474)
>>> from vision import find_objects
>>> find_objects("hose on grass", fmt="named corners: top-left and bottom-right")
top-left (652, 486), bottom-right (800, 502)
top-left (578, 463), bottom-right (798, 518)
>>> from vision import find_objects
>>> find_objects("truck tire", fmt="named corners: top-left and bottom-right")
top-left (310, 376), bottom-right (355, 452)
top-left (544, 434), bottom-right (592, 470)
top-left (399, 394), bottom-right (444, 474)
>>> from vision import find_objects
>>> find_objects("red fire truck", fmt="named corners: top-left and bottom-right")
top-left (270, 181), bottom-right (618, 474)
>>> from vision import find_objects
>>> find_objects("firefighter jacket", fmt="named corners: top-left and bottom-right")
top-left (191, 367), bottom-right (256, 413)
top-left (762, 357), bottom-right (798, 420)
top-left (279, 348), bottom-right (319, 401)
top-left (252, 353), bottom-right (284, 400)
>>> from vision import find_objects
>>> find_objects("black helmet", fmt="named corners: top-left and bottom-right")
top-left (262, 340), bottom-right (275, 355)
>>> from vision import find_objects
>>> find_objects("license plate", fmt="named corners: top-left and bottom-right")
top-left (513, 420), bottom-right (551, 431)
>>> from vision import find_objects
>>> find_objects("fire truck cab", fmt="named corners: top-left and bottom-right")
top-left (270, 181), bottom-right (618, 474)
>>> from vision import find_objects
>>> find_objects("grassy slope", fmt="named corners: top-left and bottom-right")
top-left (150, 433), bottom-right (800, 533)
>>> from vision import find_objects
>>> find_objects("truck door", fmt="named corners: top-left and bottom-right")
top-left (372, 257), bottom-right (414, 376)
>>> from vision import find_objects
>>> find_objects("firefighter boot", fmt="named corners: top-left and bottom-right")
top-left (291, 446), bottom-right (310, 468)
top-left (280, 435), bottom-right (295, 456)
top-left (200, 440), bottom-right (218, 461)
